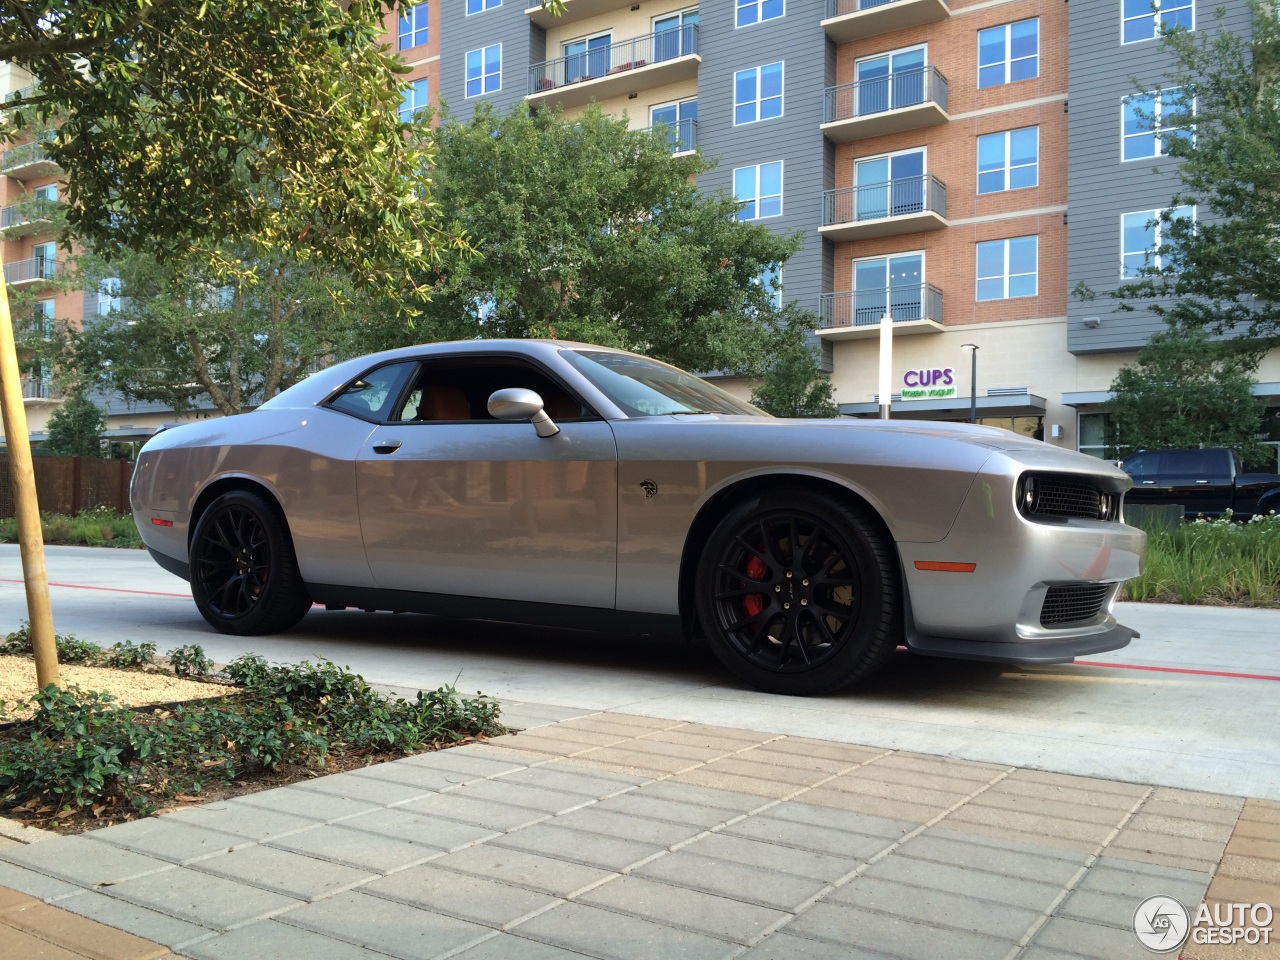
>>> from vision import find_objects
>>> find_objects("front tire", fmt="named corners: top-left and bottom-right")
top-left (695, 489), bottom-right (900, 695)
top-left (189, 490), bottom-right (311, 635)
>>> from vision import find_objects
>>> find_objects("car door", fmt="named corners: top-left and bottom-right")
top-left (354, 356), bottom-right (619, 608)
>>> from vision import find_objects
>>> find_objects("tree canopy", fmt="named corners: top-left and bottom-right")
top-left (417, 102), bottom-right (808, 376)
top-left (1106, 326), bottom-right (1265, 462)
top-left (0, 0), bottom-right (456, 301)
top-left (750, 310), bottom-right (839, 418)
top-left (68, 246), bottom-right (400, 416)
top-left (44, 389), bottom-right (105, 458)
top-left (1106, 1), bottom-right (1280, 347)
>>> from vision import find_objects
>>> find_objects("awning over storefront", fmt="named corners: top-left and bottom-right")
top-left (840, 392), bottom-right (1047, 420)
top-left (1064, 383), bottom-right (1280, 408)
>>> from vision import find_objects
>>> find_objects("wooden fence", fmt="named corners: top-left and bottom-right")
top-left (0, 456), bottom-right (134, 517)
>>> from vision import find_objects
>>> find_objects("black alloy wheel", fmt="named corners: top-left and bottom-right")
top-left (696, 489), bottom-right (899, 695)
top-left (189, 490), bottom-right (311, 635)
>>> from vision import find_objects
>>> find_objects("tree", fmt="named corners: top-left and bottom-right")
top-left (45, 391), bottom-right (105, 458)
top-left (1106, 326), bottom-right (1266, 461)
top-left (418, 102), bottom-right (804, 376)
top-left (70, 246), bottom-right (400, 416)
top-left (0, 1), bottom-right (452, 297)
top-left (751, 309), bottom-right (840, 418)
top-left (1106, 1), bottom-right (1280, 347)
top-left (0, 0), bottom-right (458, 687)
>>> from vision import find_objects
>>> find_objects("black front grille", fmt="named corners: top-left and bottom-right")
top-left (1020, 475), bottom-right (1117, 522)
top-left (1040, 584), bottom-right (1110, 627)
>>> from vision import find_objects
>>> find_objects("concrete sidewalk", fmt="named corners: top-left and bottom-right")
top-left (0, 702), bottom-right (1277, 960)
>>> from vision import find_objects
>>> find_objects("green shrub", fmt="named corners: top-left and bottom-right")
top-left (166, 645), bottom-right (213, 678)
top-left (0, 659), bottom-right (504, 824)
top-left (103, 641), bottom-right (157, 669)
top-left (1124, 511), bottom-right (1280, 606)
top-left (0, 510), bottom-right (142, 549)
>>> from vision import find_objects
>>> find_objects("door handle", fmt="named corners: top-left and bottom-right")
top-left (372, 439), bottom-right (402, 455)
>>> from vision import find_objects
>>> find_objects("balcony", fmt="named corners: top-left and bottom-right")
top-left (822, 66), bottom-right (949, 142)
top-left (0, 197), bottom-right (61, 237)
top-left (0, 140), bottom-right (60, 180)
top-left (525, 0), bottom-right (633, 30)
top-left (528, 25), bottom-right (700, 110)
top-left (643, 117), bottom-right (698, 154)
top-left (4, 83), bottom-right (39, 104)
top-left (822, 0), bottom-right (950, 44)
top-left (21, 375), bottom-right (54, 402)
top-left (820, 174), bottom-right (947, 242)
top-left (4, 257), bottom-right (63, 288)
top-left (816, 283), bottom-right (945, 340)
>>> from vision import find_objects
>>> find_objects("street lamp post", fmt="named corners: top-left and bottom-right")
top-left (961, 343), bottom-right (978, 424)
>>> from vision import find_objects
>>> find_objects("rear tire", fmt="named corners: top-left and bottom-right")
top-left (189, 490), bottom-right (311, 635)
top-left (695, 489), bottom-right (900, 695)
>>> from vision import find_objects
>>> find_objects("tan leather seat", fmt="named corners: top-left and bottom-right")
top-left (418, 385), bottom-right (471, 421)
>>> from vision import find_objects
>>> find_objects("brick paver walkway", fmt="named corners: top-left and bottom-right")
top-left (0, 703), bottom-right (1276, 959)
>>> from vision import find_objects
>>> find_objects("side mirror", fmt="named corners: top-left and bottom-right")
top-left (488, 388), bottom-right (560, 438)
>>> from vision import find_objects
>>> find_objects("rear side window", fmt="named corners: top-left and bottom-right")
top-left (326, 362), bottom-right (416, 421)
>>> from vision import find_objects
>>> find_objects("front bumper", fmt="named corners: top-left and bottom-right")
top-left (898, 467), bottom-right (1146, 657)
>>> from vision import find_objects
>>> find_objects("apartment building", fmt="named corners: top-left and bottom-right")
top-left (432, 0), bottom-right (1280, 465)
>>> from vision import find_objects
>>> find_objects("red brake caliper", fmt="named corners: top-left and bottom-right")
top-left (743, 555), bottom-right (767, 618)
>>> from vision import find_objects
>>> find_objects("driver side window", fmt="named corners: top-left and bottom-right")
top-left (391, 359), bottom-right (592, 422)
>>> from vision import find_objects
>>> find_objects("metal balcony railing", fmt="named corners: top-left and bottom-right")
top-left (822, 174), bottom-right (947, 226)
top-left (21, 376), bottom-right (53, 400)
top-left (818, 283), bottom-right (944, 329)
top-left (826, 0), bottom-right (933, 16)
top-left (0, 198), bottom-right (61, 231)
top-left (3, 256), bottom-right (63, 286)
top-left (4, 83), bottom-right (39, 103)
top-left (824, 65), bottom-right (948, 123)
top-left (643, 117), bottom-right (698, 153)
top-left (529, 23), bottom-right (698, 94)
top-left (0, 139), bottom-right (57, 173)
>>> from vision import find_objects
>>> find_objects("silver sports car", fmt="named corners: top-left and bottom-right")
top-left (132, 339), bottom-right (1146, 695)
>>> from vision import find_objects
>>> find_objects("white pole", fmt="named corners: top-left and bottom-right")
top-left (878, 311), bottom-right (893, 420)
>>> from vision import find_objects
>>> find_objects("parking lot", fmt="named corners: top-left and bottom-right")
top-left (3, 544), bottom-right (1278, 801)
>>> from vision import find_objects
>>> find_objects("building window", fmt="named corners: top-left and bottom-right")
top-left (734, 62), bottom-right (783, 125)
top-left (398, 3), bottom-right (428, 50)
top-left (753, 264), bottom-right (782, 308)
top-left (1078, 412), bottom-right (1114, 458)
top-left (737, 0), bottom-right (784, 27)
top-left (32, 183), bottom-right (57, 203)
top-left (34, 297), bottom-right (54, 335)
top-left (977, 126), bottom-right (1038, 194)
top-left (650, 99), bottom-right (698, 152)
top-left (977, 19), bottom-right (1038, 89)
top-left (564, 33), bottom-right (611, 82)
top-left (1122, 88), bottom-right (1192, 161)
top-left (1121, 206), bottom-right (1194, 278)
top-left (466, 0), bottom-right (500, 14)
top-left (976, 235), bottom-right (1037, 300)
top-left (654, 9), bottom-right (698, 61)
top-left (98, 277), bottom-right (122, 316)
top-left (734, 161), bottom-right (783, 220)
top-left (466, 44), bottom-right (501, 97)
top-left (399, 78), bottom-right (429, 122)
top-left (1123, 0), bottom-right (1193, 44)
top-left (855, 46), bottom-right (927, 116)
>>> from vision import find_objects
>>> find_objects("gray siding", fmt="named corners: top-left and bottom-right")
top-left (695, 0), bottom-right (831, 324)
top-left (440, 0), bottom-right (535, 116)
top-left (1067, 0), bottom-right (1253, 354)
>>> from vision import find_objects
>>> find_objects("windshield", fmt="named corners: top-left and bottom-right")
top-left (562, 350), bottom-right (769, 418)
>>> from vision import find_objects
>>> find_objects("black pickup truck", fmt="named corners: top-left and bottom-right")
top-left (1121, 448), bottom-right (1280, 521)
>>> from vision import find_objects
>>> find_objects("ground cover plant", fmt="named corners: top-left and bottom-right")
top-left (0, 633), bottom-right (504, 831)
top-left (1122, 511), bottom-right (1280, 606)
top-left (0, 507), bottom-right (142, 548)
